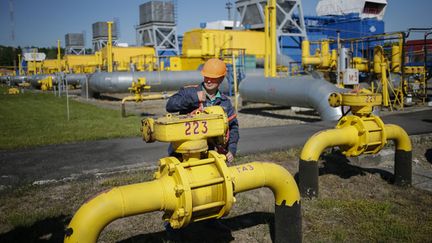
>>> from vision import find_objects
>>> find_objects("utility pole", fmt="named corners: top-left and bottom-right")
top-left (9, 0), bottom-right (15, 41)
top-left (226, 1), bottom-right (233, 21)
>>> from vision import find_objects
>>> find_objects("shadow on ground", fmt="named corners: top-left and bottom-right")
top-left (240, 106), bottom-right (321, 123)
top-left (0, 212), bottom-right (274, 243)
top-left (98, 94), bottom-right (122, 101)
top-left (425, 148), bottom-right (432, 164)
top-left (120, 212), bottom-right (274, 243)
top-left (139, 112), bottom-right (156, 117)
top-left (0, 215), bottom-right (69, 243)
top-left (319, 150), bottom-right (394, 182)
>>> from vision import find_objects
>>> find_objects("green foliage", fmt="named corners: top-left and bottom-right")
top-left (0, 85), bottom-right (142, 150)
top-left (0, 45), bottom-right (20, 67)
top-left (304, 197), bottom-right (432, 242)
top-left (0, 45), bottom-right (65, 68)
top-left (38, 47), bottom-right (65, 59)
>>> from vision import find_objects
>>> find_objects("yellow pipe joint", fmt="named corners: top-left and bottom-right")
top-left (65, 179), bottom-right (174, 243)
top-left (391, 45), bottom-right (401, 73)
top-left (66, 108), bottom-right (303, 242)
top-left (300, 91), bottom-right (413, 197)
top-left (300, 126), bottom-right (358, 161)
top-left (384, 124), bottom-right (412, 152)
top-left (38, 76), bottom-right (53, 91)
top-left (373, 46), bottom-right (385, 74)
top-left (230, 162), bottom-right (300, 206)
top-left (353, 57), bottom-right (369, 72)
top-left (302, 40), bottom-right (332, 68)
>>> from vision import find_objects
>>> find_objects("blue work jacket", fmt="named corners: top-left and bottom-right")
top-left (166, 83), bottom-right (239, 155)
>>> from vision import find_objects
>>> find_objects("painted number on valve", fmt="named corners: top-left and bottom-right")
top-left (185, 121), bottom-right (208, 135)
top-left (365, 95), bottom-right (376, 103)
top-left (236, 165), bottom-right (254, 173)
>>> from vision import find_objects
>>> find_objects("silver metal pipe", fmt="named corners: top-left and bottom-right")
top-left (0, 76), bottom-right (11, 83)
top-left (256, 54), bottom-right (295, 68)
top-left (239, 74), bottom-right (344, 121)
top-left (27, 74), bottom-right (59, 88)
top-left (65, 73), bottom-right (87, 86)
top-left (88, 71), bottom-right (204, 93)
top-left (9, 75), bottom-right (27, 85)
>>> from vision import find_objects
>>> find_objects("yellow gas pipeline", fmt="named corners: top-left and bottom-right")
top-left (38, 76), bottom-right (53, 91)
top-left (121, 77), bottom-right (171, 117)
top-left (301, 40), bottom-right (334, 69)
top-left (299, 91), bottom-right (412, 198)
top-left (65, 106), bottom-right (301, 243)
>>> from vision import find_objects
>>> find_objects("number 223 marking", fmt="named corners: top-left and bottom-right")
top-left (185, 121), bottom-right (208, 135)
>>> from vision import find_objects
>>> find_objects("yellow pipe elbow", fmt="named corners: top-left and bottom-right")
top-left (300, 127), bottom-right (358, 161)
top-left (230, 162), bottom-right (300, 206)
top-left (65, 179), bottom-right (174, 243)
top-left (384, 124), bottom-right (412, 152)
top-left (143, 94), bottom-right (170, 100)
top-left (301, 40), bottom-right (322, 66)
top-left (391, 45), bottom-right (401, 73)
top-left (185, 49), bottom-right (202, 57)
top-left (302, 57), bottom-right (322, 65)
top-left (301, 40), bottom-right (310, 59)
top-left (122, 96), bottom-right (132, 104)
top-left (321, 41), bottom-right (330, 68)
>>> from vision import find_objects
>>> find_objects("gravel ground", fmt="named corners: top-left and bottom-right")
top-left (73, 91), bottom-right (431, 129)
top-left (73, 92), bottom-right (321, 128)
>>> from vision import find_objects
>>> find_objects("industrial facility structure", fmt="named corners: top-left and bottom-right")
top-left (1, 1), bottom-right (431, 241)
top-left (1, 0), bottom-right (431, 115)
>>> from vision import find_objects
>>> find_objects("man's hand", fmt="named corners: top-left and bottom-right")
top-left (226, 151), bottom-right (234, 163)
top-left (197, 91), bottom-right (206, 102)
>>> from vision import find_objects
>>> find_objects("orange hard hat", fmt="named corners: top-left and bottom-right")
top-left (201, 58), bottom-right (227, 78)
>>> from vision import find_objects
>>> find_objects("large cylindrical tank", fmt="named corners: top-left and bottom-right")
top-left (239, 74), bottom-right (344, 121)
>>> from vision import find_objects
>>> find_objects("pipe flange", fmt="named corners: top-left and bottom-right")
top-left (207, 151), bottom-right (234, 218)
top-left (365, 115), bottom-right (387, 154)
top-left (336, 115), bottom-right (387, 156)
top-left (158, 156), bottom-right (193, 229)
top-left (141, 118), bottom-right (155, 143)
top-left (328, 93), bottom-right (342, 107)
top-left (336, 115), bottom-right (368, 156)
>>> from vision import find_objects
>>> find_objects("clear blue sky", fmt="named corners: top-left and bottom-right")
top-left (0, 0), bottom-right (431, 48)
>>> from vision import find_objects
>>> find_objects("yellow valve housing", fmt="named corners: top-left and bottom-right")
top-left (328, 91), bottom-right (382, 116)
top-left (154, 150), bottom-right (234, 228)
top-left (38, 76), bottom-right (53, 91)
top-left (328, 91), bottom-right (385, 156)
top-left (335, 115), bottom-right (386, 157)
top-left (8, 88), bottom-right (20, 95)
top-left (142, 106), bottom-right (228, 153)
top-left (300, 90), bottom-right (412, 198)
top-left (353, 57), bottom-right (369, 72)
top-left (128, 77), bottom-right (151, 101)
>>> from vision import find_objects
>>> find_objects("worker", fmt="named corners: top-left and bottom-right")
top-left (166, 58), bottom-right (239, 163)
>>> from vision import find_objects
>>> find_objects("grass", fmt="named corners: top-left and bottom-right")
top-left (303, 195), bottom-right (432, 242)
top-left (1, 85), bottom-right (431, 242)
top-left (0, 157), bottom-right (431, 242)
top-left (0, 85), bottom-right (142, 150)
